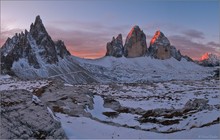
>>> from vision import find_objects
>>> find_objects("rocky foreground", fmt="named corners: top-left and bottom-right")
top-left (1, 74), bottom-right (219, 139)
top-left (0, 76), bottom-right (66, 139)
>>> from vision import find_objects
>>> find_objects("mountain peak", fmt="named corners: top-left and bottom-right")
top-left (34, 15), bottom-right (42, 25)
top-left (106, 34), bottom-right (123, 57)
top-left (0, 15), bottom-right (71, 75)
top-left (200, 52), bottom-right (212, 61)
top-left (148, 30), bottom-right (182, 61)
top-left (124, 25), bottom-right (147, 57)
top-left (127, 25), bottom-right (141, 38)
top-left (198, 52), bottom-right (220, 66)
top-left (150, 30), bottom-right (168, 45)
top-left (30, 15), bottom-right (47, 36)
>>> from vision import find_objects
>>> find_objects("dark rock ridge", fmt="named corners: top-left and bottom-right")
top-left (0, 15), bottom-right (96, 84)
top-left (124, 25), bottom-right (147, 57)
top-left (0, 15), bottom-right (70, 74)
top-left (106, 27), bottom-right (190, 61)
top-left (148, 30), bottom-right (182, 61)
top-left (0, 89), bottom-right (67, 139)
top-left (106, 34), bottom-right (123, 57)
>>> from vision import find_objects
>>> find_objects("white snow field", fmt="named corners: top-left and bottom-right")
top-left (55, 78), bottom-right (220, 139)
top-left (75, 56), bottom-right (214, 83)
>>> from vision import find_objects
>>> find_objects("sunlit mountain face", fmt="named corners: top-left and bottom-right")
top-left (150, 30), bottom-right (161, 45)
top-left (200, 52), bottom-right (209, 61)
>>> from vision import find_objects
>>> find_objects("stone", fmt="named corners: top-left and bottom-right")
top-left (0, 90), bottom-right (67, 139)
top-left (106, 34), bottom-right (123, 57)
top-left (124, 25), bottom-right (147, 57)
top-left (148, 30), bottom-right (182, 61)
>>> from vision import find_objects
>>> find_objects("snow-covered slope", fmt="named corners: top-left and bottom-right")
top-left (11, 56), bottom-right (96, 84)
top-left (74, 56), bottom-right (213, 83)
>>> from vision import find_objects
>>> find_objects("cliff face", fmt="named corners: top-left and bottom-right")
top-left (0, 15), bottom-right (71, 74)
top-left (124, 25), bottom-right (147, 58)
top-left (148, 30), bottom-right (182, 61)
top-left (106, 34), bottom-right (123, 57)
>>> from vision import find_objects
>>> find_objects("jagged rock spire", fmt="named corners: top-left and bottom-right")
top-left (30, 15), bottom-right (48, 39)
top-left (106, 34), bottom-right (123, 57)
top-left (124, 25), bottom-right (147, 58)
top-left (148, 30), bottom-right (182, 61)
top-left (0, 15), bottom-right (71, 75)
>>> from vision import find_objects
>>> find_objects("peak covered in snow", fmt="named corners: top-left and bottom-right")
top-left (198, 53), bottom-right (220, 67)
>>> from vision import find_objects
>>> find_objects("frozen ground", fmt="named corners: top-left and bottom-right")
top-left (0, 75), bottom-right (50, 92)
top-left (1, 74), bottom-right (219, 139)
top-left (56, 113), bottom-right (220, 139)
top-left (74, 56), bottom-right (215, 83)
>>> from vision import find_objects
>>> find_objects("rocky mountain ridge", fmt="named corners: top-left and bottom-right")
top-left (0, 15), bottom-right (96, 84)
top-left (1, 16), bottom-right (71, 74)
top-left (105, 26), bottom-right (187, 61)
top-left (197, 52), bottom-right (220, 67)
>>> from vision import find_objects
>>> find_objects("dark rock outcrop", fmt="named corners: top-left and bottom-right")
top-left (0, 15), bottom-right (97, 84)
top-left (148, 30), bottom-right (182, 61)
top-left (0, 15), bottom-right (70, 74)
top-left (0, 90), bottom-right (67, 139)
top-left (106, 34), bottom-right (123, 57)
top-left (55, 40), bottom-right (71, 59)
top-left (124, 25), bottom-right (147, 57)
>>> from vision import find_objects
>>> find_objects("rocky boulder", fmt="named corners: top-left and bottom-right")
top-left (0, 90), bottom-right (67, 139)
top-left (124, 25), bottom-right (147, 57)
top-left (148, 30), bottom-right (182, 61)
top-left (106, 34), bottom-right (123, 57)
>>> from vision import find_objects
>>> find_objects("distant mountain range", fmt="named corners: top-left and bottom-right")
top-left (0, 15), bottom-right (216, 84)
top-left (196, 52), bottom-right (220, 67)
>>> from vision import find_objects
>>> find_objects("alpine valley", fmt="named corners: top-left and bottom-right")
top-left (0, 16), bottom-right (219, 139)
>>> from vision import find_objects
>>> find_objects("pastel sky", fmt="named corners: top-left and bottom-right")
top-left (1, 0), bottom-right (219, 59)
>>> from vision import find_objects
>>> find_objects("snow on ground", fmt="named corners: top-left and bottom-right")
top-left (0, 74), bottom-right (50, 92)
top-left (56, 113), bottom-right (220, 139)
top-left (73, 79), bottom-right (220, 136)
top-left (74, 56), bottom-right (215, 83)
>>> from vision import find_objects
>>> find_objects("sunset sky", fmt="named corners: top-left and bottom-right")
top-left (1, 0), bottom-right (219, 59)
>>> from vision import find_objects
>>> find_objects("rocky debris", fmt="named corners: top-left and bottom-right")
top-left (197, 53), bottom-right (220, 67)
top-left (39, 81), bottom-right (94, 117)
top-left (148, 30), bottom-right (182, 61)
top-left (102, 111), bottom-right (119, 118)
top-left (0, 90), bottom-right (66, 139)
top-left (183, 98), bottom-right (210, 111)
top-left (138, 98), bottom-right (211, 125)
top-left (124, 25), bottom-right (147, 57)
top-left (106, 34), bottom-right (123, 57)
